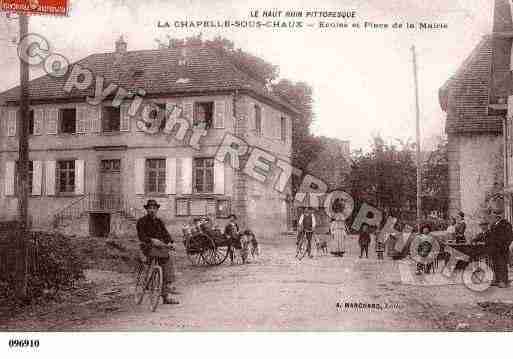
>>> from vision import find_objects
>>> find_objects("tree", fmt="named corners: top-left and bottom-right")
top-left (422, 138), bottom-right (449, 217)
top-left (349, 136), bottom-right (417, 220)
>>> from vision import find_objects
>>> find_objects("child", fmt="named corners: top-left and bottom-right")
top-left (359, 223), bottom-right (371, 259)
top-left (375, 226), bottom-right (385, 260)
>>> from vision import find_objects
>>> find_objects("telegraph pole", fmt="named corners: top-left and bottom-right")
top-left (18, 13), bottom-right (29, 229)
top-left (17, 13), bottom-right (30, 298)
top-left (411, 45), bottom-right (422, 230)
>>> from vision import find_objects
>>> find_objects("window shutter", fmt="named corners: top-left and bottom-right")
top-left (33, 108), bottom-right (44, 135)
top-left (7, 110), bottom-right (16, 137)
top-left (260, 107), bottom-right (265, 136)
top-left (4, 161), bottom-right (15, 196)
top-left (46, 108), bottom-right (58, 135)
top-left (166, 157), bottom-right (176, 194)
top-left (134, 158), bottom-right (145, 194)
top-left (181, 157), bottom-right (192, 195)
top-left (214, 100), bottom-right (226, 129)
top-left (90, 105), bottom-right (101, 133)
top-left (120, 103), bottom-right (130, 132)
top-left (32, 160), bottom-right (42, 195)
top-left (182, 102), bottom-right (193, 123)
top-left (74, 159), bottom-right (85, 195)
top-left (249, 102), bottom-right (255, 130)
top-left (45, 160), bottom-right (56, 196)
top-left (76, 106), bottom-right (88, 134)
top-left (214, 159), bottom-right (225, 194)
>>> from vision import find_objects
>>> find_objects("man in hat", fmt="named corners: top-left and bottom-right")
top-left (472, 219), bottom-right (490, 244)
top-left (136, 199), bottom-right (179, 304)
top-left (487, 209), bottom-right (513, 288)
top-left (298, 207), bottom-right (317, 258)
top-left (224, 214), bottom-right (240, 264)
top-left (454, 211), bottom-right (466, 244)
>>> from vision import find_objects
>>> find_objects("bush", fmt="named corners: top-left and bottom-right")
top-left (0, 230), bottom-right (85, 303)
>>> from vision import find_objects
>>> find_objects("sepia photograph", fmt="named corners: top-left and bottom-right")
top-left (0, 0), bottom-right (513, 355)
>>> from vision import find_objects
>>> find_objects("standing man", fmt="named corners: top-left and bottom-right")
top-left (298, 207), bottom-right (317, 258)
top-left (137, 199), bottom-right (179, 304)
top-left (487, 210), bottom-right (513, 288)
top-left (224, 214), bottom-right (241, 264)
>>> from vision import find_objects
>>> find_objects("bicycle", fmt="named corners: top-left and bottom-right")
top-left (134, 242), bottom-right (174, 312)
top-left (296, 229), bottom-right (314, 260)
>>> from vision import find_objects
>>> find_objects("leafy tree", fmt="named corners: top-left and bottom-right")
top-left (422, 138), bottom-right (449, 217)
top-left (349, 136), bottom-right (417, 220)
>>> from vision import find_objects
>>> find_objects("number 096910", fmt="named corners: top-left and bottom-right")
top-left (8, 339), bottom-right (39, 348)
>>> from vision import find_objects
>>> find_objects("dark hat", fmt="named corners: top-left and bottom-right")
top-left (458, 211), bottom-right (464, 218)
top-left (143, 199), bottom-right (160, 209)
top-left (228, 214), bottom-right (237, 219)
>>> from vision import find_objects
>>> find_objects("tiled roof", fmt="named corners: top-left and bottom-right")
top-left (0, 45), bottom-right (299, 115)
top-left (440, 1), bottom-right (513, 135)
top-left (440, 36), bottom-right (508, 134)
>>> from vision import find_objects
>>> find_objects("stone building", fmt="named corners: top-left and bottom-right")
top-left (0, 38), bottom-right (298, 239)
top-left (439, 0), bottom-right (512, 235)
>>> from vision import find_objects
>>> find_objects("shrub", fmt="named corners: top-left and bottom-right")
top-left (0, 230), bottom-right (85, 303)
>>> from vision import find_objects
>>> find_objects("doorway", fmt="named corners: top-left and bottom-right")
top-left (89, 213), bottom-right (110, 237)
top-left (99, 159), bottom-right (122, 210)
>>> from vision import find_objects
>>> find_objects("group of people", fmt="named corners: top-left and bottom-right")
top-left (135, 199), bottom-right (248, 305)
top-left (296, 207), bottom-right (385, 260)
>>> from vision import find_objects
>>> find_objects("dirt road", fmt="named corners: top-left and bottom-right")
top-left (4, 235), bottom-right (513, 331)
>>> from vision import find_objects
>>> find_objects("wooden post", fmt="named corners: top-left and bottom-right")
top-left (17, 13), bottom-right (30, 298)
top-left (411, 45), bottom-right (422, 230)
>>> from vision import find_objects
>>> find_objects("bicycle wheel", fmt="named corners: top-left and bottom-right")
top-left (133, 261), bottom-right (147, 305)
top-left (147, 265), bottom-right (163, 312)
top-left (296, 236), bottom-right (308, 260)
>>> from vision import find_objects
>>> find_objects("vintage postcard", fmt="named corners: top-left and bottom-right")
top-left (1, 0), bottom-right (513, 353)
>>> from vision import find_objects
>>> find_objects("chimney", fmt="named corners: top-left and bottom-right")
top-left (115, 36), bottom-right (127, 53)
top-left (493, 0), bottom-right (513, 33)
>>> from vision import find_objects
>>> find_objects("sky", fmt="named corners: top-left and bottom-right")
top-left (0, 0), bottom-right (496, 151)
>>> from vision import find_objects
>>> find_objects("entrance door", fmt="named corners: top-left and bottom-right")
top-left (99, 159), bottom-right (121, 210)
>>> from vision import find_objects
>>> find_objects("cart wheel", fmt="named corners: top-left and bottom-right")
top-left (147, 265), bottom-right (162, 312)
top-left (185, 237), bottom-right (205, 266)
top-left (133, 261), bottom-right (147, 305)
top-left (202, 236), bottom-right (228, 265)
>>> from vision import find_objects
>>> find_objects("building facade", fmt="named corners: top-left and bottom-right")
top-left (439, 0), bottom-right (513, 235)
top-left (0, 38), bottom-right (298, 239)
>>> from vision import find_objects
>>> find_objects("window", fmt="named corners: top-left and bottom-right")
top-left (100, 159), bottom-right (120, 172)
top-left (28, 110), bottom-right (34, 135)
top-left (217, 199), bottom-right (230, 218)
top-left (176, 198), bottom-right (190, 216)
top-left (59, 108), bottom-right (76, 134)
top-left (193, 102), bottom-right (214, 129)
top-left (254, 105), bottom-right (262, 136)
top-left (14, 161), bottom-right (33, 195)
top-left (175, 198), bottom-right (230, 218)
top-left (194, 157), bottom-right (214, 193)
top-left (280, 116), bottom-right (287, 142)
top-left (102, 106), bottom-right (120, 132)
top-left (145, 158), bottom-right (166, 194)
top-left (57, 160), bottom-right (75, 194)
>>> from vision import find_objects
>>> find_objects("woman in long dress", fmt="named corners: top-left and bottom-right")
top-left (330, 217), bottom-right (348, 256)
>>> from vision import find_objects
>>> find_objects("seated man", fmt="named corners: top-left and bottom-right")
top-left (136, 199), bottom-right (179, 305)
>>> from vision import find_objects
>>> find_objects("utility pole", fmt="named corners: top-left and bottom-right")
top-left (411, 45), bottom-right (422, 230)
top-left (18, 13), bottom-right (29, 228)
top-left (17, 13), bottom-right (30, 298)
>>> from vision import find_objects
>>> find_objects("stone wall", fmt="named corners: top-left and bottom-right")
top-left (450, 133), bottom-right (504, 237)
